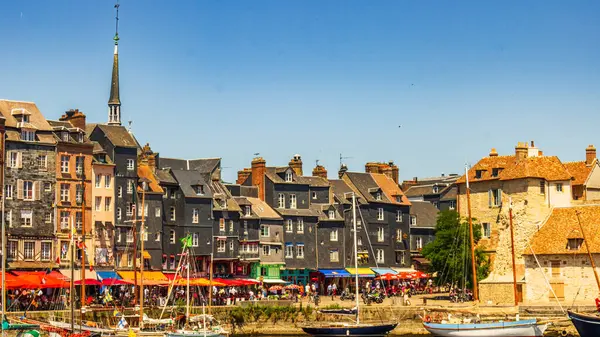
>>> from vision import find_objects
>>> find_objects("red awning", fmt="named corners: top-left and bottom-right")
top-left (74, 279), bottom-right (102, 286)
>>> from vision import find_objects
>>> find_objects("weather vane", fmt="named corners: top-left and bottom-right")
top-left (114, 1), bottom-right (120, 43)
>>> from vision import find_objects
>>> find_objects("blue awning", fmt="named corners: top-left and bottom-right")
top-left (96, 271), bottom-right (121, 280)
top-left (319, 269), bottom-right (352, 278)
top-left (371, 267), bottom-right (398, 275)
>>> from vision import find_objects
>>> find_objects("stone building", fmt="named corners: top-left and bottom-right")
top-left (402, 174), bottom-right (459, 211)
top-left (563, 145), bottom-right (600, 201)
top-left (48, 109), bottom-right (94, 270)
top-left (0, 100), bottom-right (57, 269)
top-left (523, 205), bottom-right (600, 304)
top-left (456, 141), bottom-right (573, 304)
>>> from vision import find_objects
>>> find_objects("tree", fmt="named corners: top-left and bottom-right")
top-left (421, 210), bottom-right (490, 289)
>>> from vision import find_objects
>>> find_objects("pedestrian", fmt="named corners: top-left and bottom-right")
top-left (327, 284), bottom-right (332, 297)
top-left (332, 283), bottom-right (337, 299)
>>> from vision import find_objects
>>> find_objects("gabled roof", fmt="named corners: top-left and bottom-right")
top-left (564, 161), bottom-right (593, 186)
top-left (159, 157), bottom-right (221, 174)
top-left (247, 197), bottom-right (282, 220)
top-left (371, 173), bottom-right (411, 206)
top-left (329, 179), bottom-right (366, 205)
top-left (0, 100), bottom-right (53, 131)
top-left (409, 201), bottom-right (439, 228)
top-left (170, 170), bottom-right (213, 198)
top-left (526, 205), bottom-right (600, 255)
top-left (276, 208), bottom-right (321, 217)
top-left (86, 123), bottom-right (138, 148)
top-left (456, 155), bottom-right (516, 183)
top-left (439, 185), bottom-right (457, 201)
top-left (137, 165), bottom-right (164, 194)
top-left (296, 176), bottom-right (329, 187)
top-left (343, 172), bottom-right (410, 206)
top-left (156, 169), bottom-right (177, 185)
top-left (311, 204), bottom-right (344, 221)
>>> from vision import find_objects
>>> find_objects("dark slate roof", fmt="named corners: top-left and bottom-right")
top-left (344, 172), bottom-right (398, 204)
top-left (171, 170), bottom-right (213, 198)
top-left (296, 176), bottom-right (329, 187)
top-left (86, 123), bottom-right (137, 148)
top-left (189, 158), bottom-right (220, 174)
top-left (240, 186), bottom-right (259, 198)
top-left (91, 141), bottom-right (106, 154)
top-left (276, 208), bottom-right (321, 217)
top-left (311, 204), bottom-right (344, 221)
top-left (329, 179), bottom-right (366, 205)
top-left (156, 169), bottom-right (178, 185)
top-left (404, 184), bottom-right (444, 197)
top-left (409, 201), bottom-right (439, 228)
top-left (48, 120), bottom-right (93, 145)
top-left (439, 185), bottom-right (457, 201)
top-left (159, 158), bottom-right (188, 170)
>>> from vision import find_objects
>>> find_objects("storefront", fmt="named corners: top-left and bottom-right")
top-left (281, 268), bottom-right (313, 286)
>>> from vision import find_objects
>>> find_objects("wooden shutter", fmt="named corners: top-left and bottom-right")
top-left (17, 152), bottom-right (22, 169)
top-left (16, 179), bottom-right (23, 200)
top-left (488, 189), bottom-right (492, 208)
top-left (34, 181), bottom-right (41, 200)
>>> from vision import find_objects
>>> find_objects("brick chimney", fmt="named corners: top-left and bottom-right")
top-left (365, 162), bottom-right (380, 174)
top-left (586, 145), bottom-right (596, 166)
top-left (139, 143), bottom-right (157, 173)
top-left (251, 157), bottom-right (267, 201)
top-left (59, 109), bottom-right (87, 131)
top-left (237, 168), bottom-right (251, 185)
top-left (312, 164), bottom-right (328, 179)
top-left (489, 148), bottom-right (498, 157)
top-left (338, 164), bottom-right (348, 178)
top-left (381, 165), bottom-right (393, 180)
top-left (389, 161), bottom-right (399, 184)
top-left (515, 142), bottom-right (528, 162)
top-left (289, 154), bottom-right (303, 176)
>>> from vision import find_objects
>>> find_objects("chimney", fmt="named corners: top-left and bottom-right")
top-left (289, 154), bottom-right (303, 176)
top-left (251, 157), bottom-right (267, 201)
top-left (489, 148), bottom-right (498, 157)
top-left (515, 142), bottom-right (528, 162)
top-left (338, 164), bottom-right (348, 179)
top-left (389, 161), bottom-right (399, 184)
top-left (586, 145), bottom-right (596, 166)
top-left (312, 164), bottom-right (328, 179)
top-left (365, 162), bottom-right (380, 174)
top-left (139, 143), bottom-right (157, 172)
top-left (381, 165), bottom-right (393, 180)
top-left (59, 109), bottom-right (87, 131)
top-left (236, 168), bottom-right (251, 185)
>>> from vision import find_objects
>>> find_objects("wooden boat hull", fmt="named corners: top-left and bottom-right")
top-left (568, 310), bottom-right (600, 337)
top-left (301, 323), bottom-right (397, 336)
top-left (422, 319), bottom-right (547, 337)
top-left (165, 331), bottom-right (223, 337)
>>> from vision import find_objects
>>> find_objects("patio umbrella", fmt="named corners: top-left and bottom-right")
top-left (268, 285), bottom-right (283, 292)
top-left (284, 284), bottom-right (301, 290)
top-left (375, 273), bottom-right (397, 281)
top-left (101, 278), bottom-right (133, 286)
top-left (74, 279), bottom-right (102, 286)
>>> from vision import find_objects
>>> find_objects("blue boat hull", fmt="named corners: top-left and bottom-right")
top-left (568, 310), bottom-right (600, 337)
top-left (302, 323), bottom-right (397, 337)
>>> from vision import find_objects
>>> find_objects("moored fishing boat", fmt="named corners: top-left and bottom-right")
top-left (567, 310), bottom-right (600, 337)
top-left (423, 319), bottom-right (547, 337)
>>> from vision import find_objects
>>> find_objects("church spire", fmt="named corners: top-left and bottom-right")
top-left (108, 2), bottom-right (121, 125)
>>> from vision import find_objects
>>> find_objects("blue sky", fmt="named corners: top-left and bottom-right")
top-left (1, 1), bottom-right (599, 183)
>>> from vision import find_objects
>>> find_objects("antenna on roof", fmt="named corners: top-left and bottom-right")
top-left (127, 120), bottom-right (132, 132)
top-left (340, 153), bottom-right (353, 168)
top-left (316, 159), bottom-right (320, 166)
top-left (253, 153), bottom-right (260, 157)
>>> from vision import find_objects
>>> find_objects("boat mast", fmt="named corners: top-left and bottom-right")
top-left (139, 182), bottom-right (146, 329)
top-left (1, 144), bottom-right (6, 333)
top-left (186, 250), bottom-right (190, 325)
top-left (508, 197), bottom-right (518, 306)
top-left (70, 217), bottom-right (75, 332)
top-left (208, 252), bottom-right (213, 315)
top-left (132, 180), bottom-right (138, 305)
top-left (465, 164), bottom-right (478, 301)
top-left (576, 211), bottom-right (600, 291)
top-left (352, 193), bottom-right (360, 324)
top-left (80, 159), bottom-right (86, 325)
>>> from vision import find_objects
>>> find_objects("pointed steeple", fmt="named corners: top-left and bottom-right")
top-left (108, 2), bottom-right (121, 125)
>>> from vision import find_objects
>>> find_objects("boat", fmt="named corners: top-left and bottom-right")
top-left (301, 193), bottom-right (397, 337)
top-left (423, 319), bottom-right (548, 337)
top-left (422, 168), bottom-right (548, 336)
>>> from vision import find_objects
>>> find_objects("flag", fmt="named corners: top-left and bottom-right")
top-left (180, 234), bottom-right (192, 248)
top-left (104, 289), bottom-right (113, 304)
top-left (112, 308), bottom-right (120, 317)
top-left (117, 317), bottom-right (128, 330)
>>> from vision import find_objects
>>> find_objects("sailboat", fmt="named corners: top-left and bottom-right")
top-left (301, 193), bottom-right (398, 337)
top-left (567, 211), bottom-right (600, 337)
top-left (422, 166), bottom-right (547, 337)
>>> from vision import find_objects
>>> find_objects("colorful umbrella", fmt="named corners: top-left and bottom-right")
top-left (74, 279), bottom-right (102, 286)
top-left (268, 285), bottom-right (283, 292)
top-left (375, 273), bottom-right (397, 281)
top-left (101, 278), bottom-right (133, 286)
top-left (284, 284), bottom-right (301, 290)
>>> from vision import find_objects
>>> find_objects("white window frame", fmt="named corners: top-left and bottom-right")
top-left (116, 208), bottom-right (122, 221)
top-left (377, 227), bottom-right (384, 242)
top-left (556, 183), bottom-right (563, 192)
top-left (410, 215), bottom-right (417, 226)
top-left (61, 155), bottom-right (70, 173)
top-left (219, 219), bottom-right (226, 232)
top-left (330, 229), bottom-right (338, 242)
top-left (24, 241), bottom-right (35, 260)
top-left (376, 192), bottom-right (382, 201)
top-left (217, 239), bottom-right (226, 252)
top-left (296, 218), bottom-right (304, 233)
top-left (285, 245), bottom-right (293, 258)
top-left (285, 219), bottom-right (293, 233)
top-left (21, 210), bottom-right (33, 227)
top-left (155, 207), bottom-right (161, 217)
top-left (5, 185), bottom-right (13, 199)
top-left (396, 210), bottom-right (402, 222)
top-left (262, 245), bottom-right (271, 256)
top-left (95, 174), bottom-right (101, 188)
top-left (23, 181), bottom-right (34, 201)
top-left (60, 211), bottom-right (70, 230)
top-left (416, 237), bottom-right (423, 249)
top-left (260, 225), bottom-right (269, 237)
top-left (127, 159), bottom-right (134, 171)
top-left (169, 230), bottom-right (176, 244)
top-left (95, 196), bottom-right (101, 211)
top-left (37, 155), bottom-right (47, 170)
top-left (329, 249), bottom-right (339, 262)
top-left (296, 244), bottom-right (305, 259)
top-left (105, 175), bottom-right (111, 188)
top-left (328, 210), bottom-right (335, 219)
top-left (170, 207), bottom-right (176, 221)
top-left (118, 186), bottom-right (123, 198)
top-left (192, 208), bottom-right (199, 223)
top-left (376, 249), bottom-right (384, 263)
top-left (105, 197), bottom-right (111, 211)
top-left (127, 180), bottom-right (134, 194)
top-left (312, 191), bottom-right (317, 199)
top-left (278, 193), bottom-right (285, 208)
top-left (192, 233), bottom-right (199, 247)
top-left (377, 207), bottom-right (384, 220)
top-left (126, 229), bottom-right (134, 243)
top-left (290, 194), bottom-right (297, 209)
top-left (285, 171), bottom-right (293, 182)
top-left (449, 200), bottom-right (456, 210)
top-left (9, 152), bottom-right (18, 168)
top-left (396, 228), bottom-right (403, 242)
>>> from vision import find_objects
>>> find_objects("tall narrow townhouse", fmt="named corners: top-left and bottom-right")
top-left (155, 167), bottom-right (183, 275)
top-left (0, 100), bottom-right (57, 269)
top-left (562, 145), bottom-right (600, 201)
top-left (48, 109), bottom-right (94, 271)
top-left (456, 141), bottom-right (573, 304)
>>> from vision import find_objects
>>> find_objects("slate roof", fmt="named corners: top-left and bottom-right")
top-left (86, 123), bottom-right (137, 148)
top-left (564, 161), bottom-right (593, 186)
top-left (0, 100), bottom-right (53, 131)
top-left (329, 179), bottom-right (366, 205)
top-left (526, 205), bottom-right (600, 255)
top-left (409, 201), bottom-right (439, 228)
top-left (159, 158), bottom-right (188, 170)
top-left (343, 172), bottom-right (410, 206)
top-left (276, 208), bottom-right (321, 217)
top-left (156, 169), bottom-right (178, 185)
top-left (92, 141), bottom-right (106, 154)
top-left (247, 197), bottom-right (282, 220)
top-left (439, 185), bottom-right (457, 201)
top-left (159, 157), bottom-right (221, 174)
top-left (170, 170), bottom-right (213, 198)
top-left (295, 176), bottom-right (329, 187)
top-left (310, 204), bottom-right (344, 221)
top-left (48, 120), bottom-right (92, 145)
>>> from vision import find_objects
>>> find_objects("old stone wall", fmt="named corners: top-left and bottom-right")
top-left (479, 282), bottom-right (515, 305)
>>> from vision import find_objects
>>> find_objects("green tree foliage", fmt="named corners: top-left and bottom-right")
top-left (422, 210), bottom-right (490, 288)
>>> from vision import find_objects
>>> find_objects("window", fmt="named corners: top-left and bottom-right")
top-left (410, 215), bottom-right (417, 226)
top-left (377, 208), bottom-right (384, 220)
top-left (127, 159), bottom-right (134, 170)
top-left (312, 191), bottom-right (317, 199)
top-left (105, 175), bottom-right (111, 188)
top-left (126, 229), bottom-right (134, 243)
top-left (260, 225), bottom-right (269, 237)
top-left (358, 237), bottom-right (362, 246)
top-left (60, 211), bottom-right (70, 229)
top-left (243, 220), bottom-right (248, 237)
top-left (376, 192), bottom-right (382, 201)
top-left (44, 182), bottom-right (51, 192)
top-left (556, 183), bottom-right (563, 192)
top-left (127, 180), bottom-right (134, 194)
top-left (551, 260), bottom-right (561, 277)
top-left (37, 155), bottom-right (47, 170)
top-left (296, 244), bottom-right (305, 259)
top-left (192, 233), bottom-right (199, 247)
top-left (21, 210), bottom-right (33, 227)
top-left (262, 245), bottom-right (271, 256)
top-left (278, 194), bottom-right (285, 208)
top-left (95, 196), bottom-right (101, 211)
top-left (285, 244), bottom-right (293, 258)
top-left (5, 210), bottom-right (11, 228)
top-left (45, 212), bottom-right (52, 223)
top-left (328, 210), bottom-right (335, 219)
top-left (482, 223), bottom-right (491, 238)
top-left (290, 194), bottom-right (297, 209)
top-left (127, 253), bottom-right (133, 267)
top-left (154, 232), bottom-right (161, 242)
top-left (377, 227), bottom-right (384, 242)
top-left (95, 174), bottom-right (101, 188)
top-left (41, 242), bottom-right (52, 261)
top-left (296, 218), bottom-right (304, 233)
top-left (155, 207), bottom-right (161, 217)
top-left (126, 203), bottom-right (133, 216)
top-left (5, 185), bottom-right (13, 199)
top-left (23, 181), bottom-right (34, 200)
top-left (567, 238), bottom-right (583, 250)
top-left (194, 185), bottom-right (204, 195)
top-left (396, 210), bottom-right (402, 222)
top-left (75, 212), bottom-right (82, 230)
top-left (489, 189), bottom-right (502, 207)
top-left (117, 186), bottom-right (123, 198)
top-left (116, 208), bottom-right (122, 220)
top-left (217, 240), bottom-right (226, 252)
top-left (475, 170), bottom-right (483, 179)
top-left (105, 197), bottom-right (111, 211)
top-left (170, 207), bottom-right (176, 221)
top-left (75, 185), bottom-right (83, 204)
top-left (285, 171), bottom-right (293, 182)
top-left (492, 168), bottom-right (500, 177)
top-left (433, 201), bottom-right (439, 209)
top-left (329, 249), bottom-right (339, 262)
top-left (540, 181), bottom-right (546, 195)
top-left (229, 220), bottom-right (234, 233)
top-left (396, 229), bottom-right (403, 242)
top-left (169, 230), bottom-right (176, 244)
top-left (285, 219), bottom-right (293, 233)
top-left (229, 240), bottom-right (234, 251)
top-left (193, 208), bottom-right (199, 223)
top-left (330, 229), bottom-right (338, 241)
top-left (24, 241), bottom-right (35, 260)
top-left (117, 229), bottom-right (122, 243)
top-left (376, 249), bottom-right (384, 263)
top-left (219, 218), bottom-right (225, 232)
top-left (449, 200), bottom-right (456, 210)
top-left (170, 188), bottom-right (176, 199)
top-left (7, 241), bottom-right (17, 259)
top-left (75, 156), bottom-right (84, 175)
top-left (245, 206), bottom-right (251, 216)
top-left (169, 255), bottom-right (176, 269)
top-left (9, 152), bottom-right (19, 168)
top-left (416, 237), bottom-right (423, 249)
top-left (21, 130), bottom-right (35, 141)
top-left (61, 132), bottom-right (68, 142)
top-left (61, 155), bottom-right (70, 173)
top-left (433, 186), bottom-right (439, 193)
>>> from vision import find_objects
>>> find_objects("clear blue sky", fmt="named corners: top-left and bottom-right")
top-left (1, 1), bottom-right (599, 183)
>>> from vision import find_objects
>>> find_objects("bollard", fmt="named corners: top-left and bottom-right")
top-left (423, 298), bottom-right (427, 305)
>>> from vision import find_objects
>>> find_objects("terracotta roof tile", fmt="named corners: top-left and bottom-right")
top-left (371, 173), bottom-right (411, 206)
top-left (137, 165), bottom-right (164, 194)
top-left (526, 205), bottom-right (600, 255)
top-left (457, 155), bottom-right (516, 184)
top-left (564, 161), bottom-right (592, 186)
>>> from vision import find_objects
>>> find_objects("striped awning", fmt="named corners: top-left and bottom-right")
top-left (345, 268), bottom-right (375, 277)
top-left (319, 269), bottom-right (351, 278)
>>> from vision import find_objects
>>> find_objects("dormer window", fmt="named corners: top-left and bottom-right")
top-left (475, 170), bottom-right (484, 179)
top-left (328, 210), bottom-right (335, 220)
top-left (375, 192), bottom-right (382, 201)
top-left (77, 133), bottom-right (84, 143)
top-left (395, 196), bottom-right (402, 203)
top-left (432, 186), bottom-right (439, 193)
top-left (194, 185), bottom-right (204, 195)
top-left (22, 115), bottom-right (30, 123)
top-left (285, 171), bottom-right (293, 182)
top-left (492, 168), bottom-right (501, 177)
top-left (245, 206), bottom-right (251, 216)
top-left (21, 130), bottom-right (35, 142)
top-left (567, 238), bottom-right (583, 250)
top-left (61, 132), bottom-right (69, 142)
top-left (221, 199), bottom-right (227, 209)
